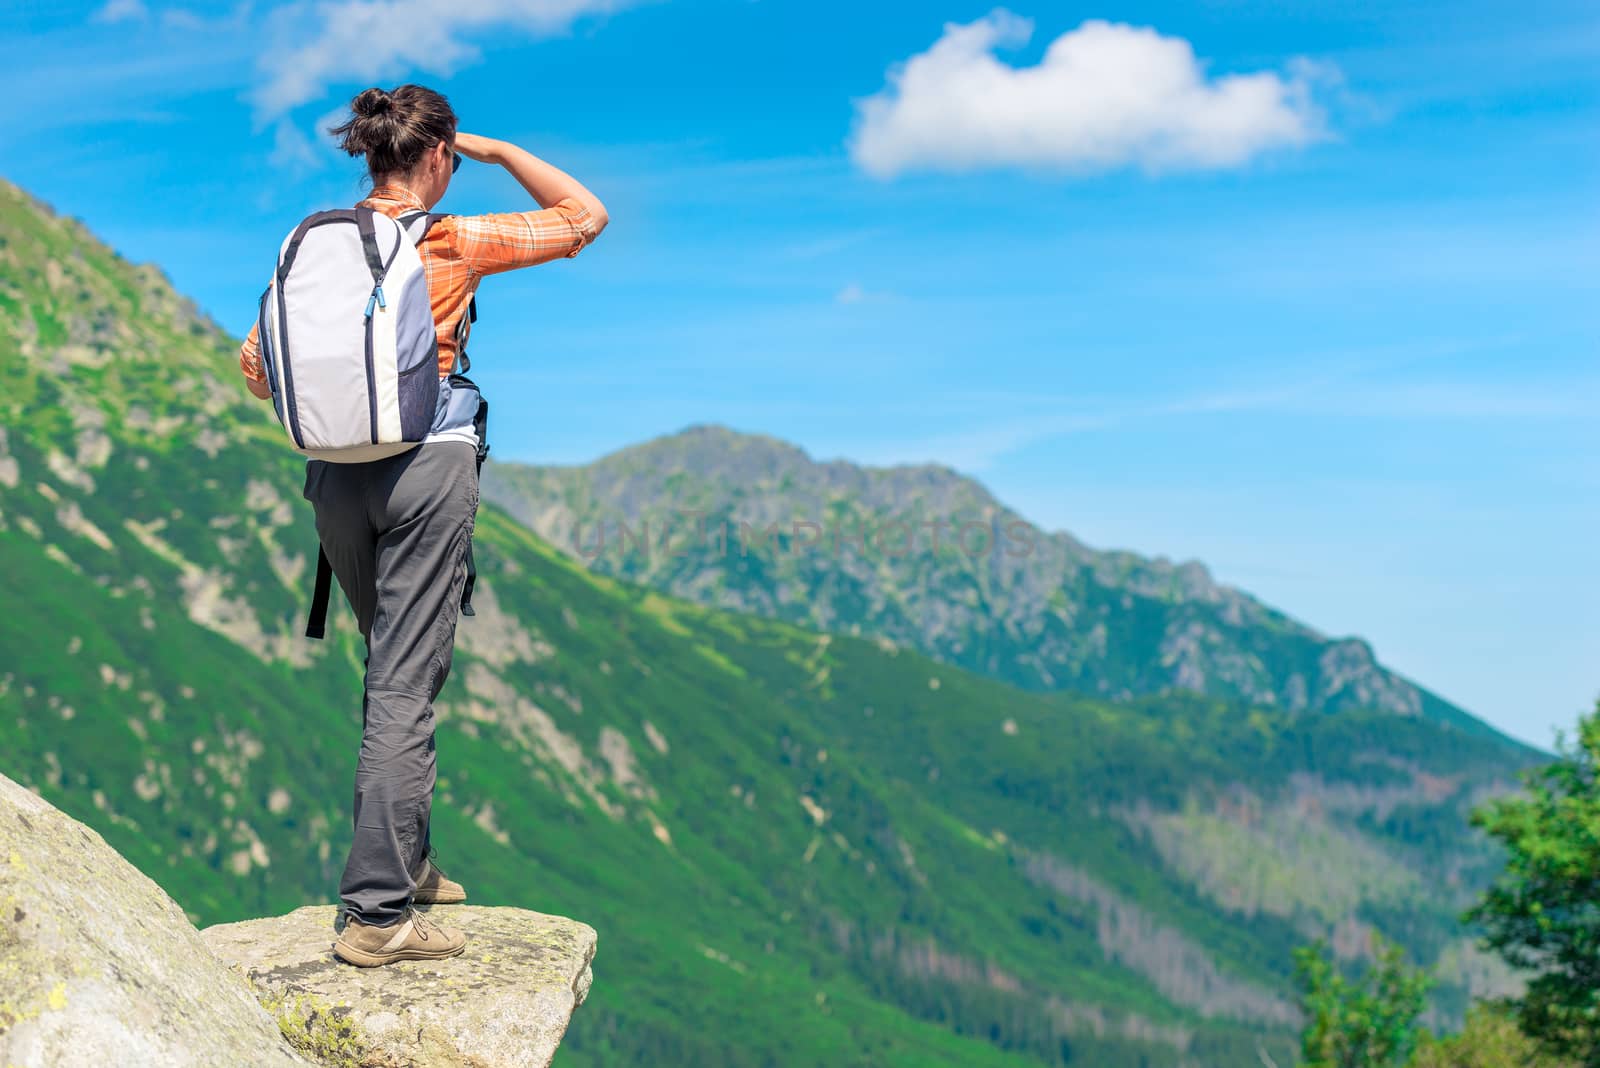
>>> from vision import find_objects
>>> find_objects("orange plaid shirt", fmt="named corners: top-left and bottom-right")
top-left (239, 185), bottom-right (599, 383)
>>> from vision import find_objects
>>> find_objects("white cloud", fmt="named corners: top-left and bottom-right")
top-left (254, 0), bottom-right (628, 119)
top-left (92, 0), bottom-right (148, 23)
top-left (851, 11), bottom-right (1332, 179)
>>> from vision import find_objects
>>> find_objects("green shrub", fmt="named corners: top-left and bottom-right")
top-left (1294, 936), bottom-right (1432, 1068)
top-left (1467, 699), bottom-right (1600, 1064)
top-left (1411, 1004), bottom-right (1577, 1068)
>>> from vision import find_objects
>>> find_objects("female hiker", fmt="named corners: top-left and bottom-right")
top-left (236, 84), bottom-right (608, 967)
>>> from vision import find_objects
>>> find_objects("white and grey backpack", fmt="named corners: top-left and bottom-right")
top-left (256, 207), bottom-right (441, 462)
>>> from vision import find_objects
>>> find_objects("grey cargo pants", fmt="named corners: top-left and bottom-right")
top-left (302, 441), bottom-right (479, 927)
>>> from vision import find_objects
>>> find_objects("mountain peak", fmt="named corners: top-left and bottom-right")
top-left (0, 177), bottom-right (231, 390)
top-left (601, 422), bottom-right (813, 472)
top-left (587, 424), bottom-right (1007, 521)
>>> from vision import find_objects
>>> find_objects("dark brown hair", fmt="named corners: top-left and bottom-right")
top-left (329, 84), bottom-right (457, 181)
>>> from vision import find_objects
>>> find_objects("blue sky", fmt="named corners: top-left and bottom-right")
top-left (4, 0), bottom-right (1596, 748)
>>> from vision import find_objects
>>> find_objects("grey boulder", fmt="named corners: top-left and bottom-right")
top-left (0, 772), bottom-right (308, 1067)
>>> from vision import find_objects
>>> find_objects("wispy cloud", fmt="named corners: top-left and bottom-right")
top-left (850, 412), bottom-right (1117, 472)
top-left (1327, 381), bottom-right (1600, 420)
top-left (851, 11), bottom-right (1333, 179)
top-left (157, 4), bottom-right (257, 33)
top-left (853, 368), bottom-right (1596, 472)
top-left (254, 0), bottom-right (633, 120)
top-left (269, 119), bottom-right (324, 171)
top-left (781, 229), bottom-right (884, 261)
top-left (2, 5), bottom-right (256, 139)
top-left (834, 282), bottom-right (899, 305)
top-left (92, 0), bottom-right (148, 23)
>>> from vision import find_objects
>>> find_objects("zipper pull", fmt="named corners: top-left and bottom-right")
top-left (364, 292), bottom-right (377, 320)
top-left (375, 285), bottom-right (386, 310)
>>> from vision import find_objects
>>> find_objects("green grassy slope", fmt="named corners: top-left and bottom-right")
top-left (0, 178), bottom-right (1540, 1066)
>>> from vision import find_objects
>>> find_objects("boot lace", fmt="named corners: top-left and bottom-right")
top-left (409, 906), bottom-right (444, 942)
top-left (418, 846), bottom-right (450, 880)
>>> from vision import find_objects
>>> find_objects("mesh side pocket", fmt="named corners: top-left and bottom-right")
top-left (397, 362), bottom-right (440, 441)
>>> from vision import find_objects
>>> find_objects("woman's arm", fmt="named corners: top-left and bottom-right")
top-left (455, 133), bottom-right (609, 236)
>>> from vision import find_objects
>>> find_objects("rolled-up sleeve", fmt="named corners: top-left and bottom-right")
top-left (450, 197), bottom-right (600, 277)
top-left (239, 322), bottom-right (266, 384)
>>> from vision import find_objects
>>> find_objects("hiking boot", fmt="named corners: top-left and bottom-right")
top-left (333, 907), bottom-right (466, 967)
top-left (411, 854), bottom-right (467, 905)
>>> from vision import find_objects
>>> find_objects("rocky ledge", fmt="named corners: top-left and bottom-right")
top-left (203, 905), bottom-right (596, 1068)
top-left (0, 771), bottom-right (596, 1068)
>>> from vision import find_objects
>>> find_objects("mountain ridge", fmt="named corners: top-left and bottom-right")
top-left (483, 422), bottom-right (1500, 740)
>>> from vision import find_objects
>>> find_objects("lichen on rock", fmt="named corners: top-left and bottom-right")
top-left (260, 990), bottom-right (392, 1068)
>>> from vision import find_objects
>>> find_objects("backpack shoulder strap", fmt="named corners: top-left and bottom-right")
top-left (352, 207), bottom-right (386, 285)
top-left (398, 210), bottom-right (450, 245)
top-left (395, 210), bottom-right (478, 372)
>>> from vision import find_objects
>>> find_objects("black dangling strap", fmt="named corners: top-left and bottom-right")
top-left (306, 546), bottom-right (333, 639)
top-left (454, 296), bottom-right (477, 373)
top-left (460, 545), bottom-right (478, 617)
top-left (460, 392), bottom-right (490, 618)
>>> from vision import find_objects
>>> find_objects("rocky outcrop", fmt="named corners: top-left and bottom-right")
top-left (0, 771), bottom-right (595, 1068)
top-left (0, 773), bottom-right (308, 1067)
top-left (203, 906), bottom-right (597, 1068)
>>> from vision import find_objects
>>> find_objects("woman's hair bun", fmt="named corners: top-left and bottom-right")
top-left (351, 87), bottom-right (393, 118)
top-left (329, 84), bottom-right (457, 180)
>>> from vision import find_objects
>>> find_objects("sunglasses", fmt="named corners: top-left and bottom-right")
top-left (451, 151), bottom-right (462, 174)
